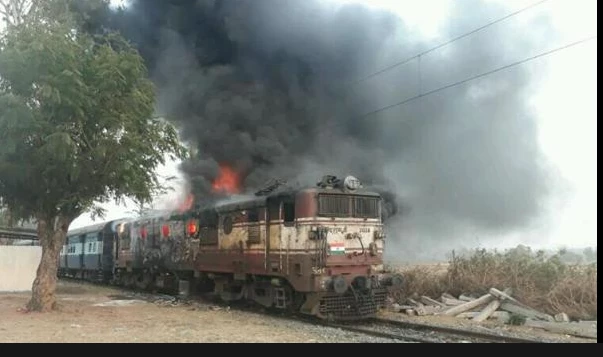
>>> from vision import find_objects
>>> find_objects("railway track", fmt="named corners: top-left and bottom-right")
top-left (323, 318), bottom-right (547, 343)
top-left (58, 278), bottom-right (549, 343)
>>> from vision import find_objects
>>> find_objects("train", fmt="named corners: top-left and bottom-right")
top-left (58, 174), bottom-right (403, 320)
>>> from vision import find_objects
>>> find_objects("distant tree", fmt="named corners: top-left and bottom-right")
top-left (582, 247), bottom-right (597, 263)
top-left (557, 248), bottom-right (583, 265)
top-left (0, 206), bottom-right (9, 227)
top-left (0, 1), bottom-right (187, 311)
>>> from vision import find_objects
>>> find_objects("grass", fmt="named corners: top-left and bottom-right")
top-left (385, 245), bottom-right (597, 321)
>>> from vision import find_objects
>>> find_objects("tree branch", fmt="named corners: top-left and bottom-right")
top-left (0, 0), bottom-right (37, 27)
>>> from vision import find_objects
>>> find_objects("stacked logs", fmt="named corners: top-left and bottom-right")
top-left (390, 287), bottom-right (597, 339)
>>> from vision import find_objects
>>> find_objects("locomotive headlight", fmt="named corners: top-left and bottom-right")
top-left (343, 175), bottom-right (362, 191)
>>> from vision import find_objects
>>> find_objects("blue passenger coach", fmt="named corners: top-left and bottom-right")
top-left (59, 219), bottom-right (126, 282)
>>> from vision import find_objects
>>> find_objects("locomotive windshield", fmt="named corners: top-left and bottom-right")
top-left (317, 194), bottom-right (380, 218)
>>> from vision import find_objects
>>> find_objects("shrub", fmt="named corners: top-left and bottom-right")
top-left (386, 246), bottom-right (597, 320)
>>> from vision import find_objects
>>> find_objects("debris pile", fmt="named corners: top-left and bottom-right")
top-left (390, 287), bottom-right (597, 340)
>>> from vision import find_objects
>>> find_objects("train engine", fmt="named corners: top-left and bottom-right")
top-left (192, 175), bottom-right (402, 320)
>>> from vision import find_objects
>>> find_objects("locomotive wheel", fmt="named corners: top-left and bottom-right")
top-left (124, 274), bottom-right (136, 289)
top-left (135, 273), bottom-right (153, 291)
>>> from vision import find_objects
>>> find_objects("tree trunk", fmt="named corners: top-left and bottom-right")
top-left (26, 215), bottom-right (71, 312)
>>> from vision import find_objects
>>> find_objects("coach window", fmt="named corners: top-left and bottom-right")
top-left (199, 210), bottom-right (219, 245)
top-left (121, 224), bottom-right (131, 250)
top-left (283, 200), bottom-right (295, 226)
top-left (223, 215), bottom-right (233, 235)
top-left (151, 219), bottom-right (161, 248)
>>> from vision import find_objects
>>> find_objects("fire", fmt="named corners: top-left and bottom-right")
top-left (212, 164), bottom-right (241, 194)
top-left (178, 193), bottom-right (194, 212)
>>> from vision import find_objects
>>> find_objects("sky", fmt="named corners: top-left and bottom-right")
top-left (5, 0), bottom-right (598, 250)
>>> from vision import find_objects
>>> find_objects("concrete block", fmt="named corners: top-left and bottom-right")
top-left (0, 246), bottom-right (42, 292)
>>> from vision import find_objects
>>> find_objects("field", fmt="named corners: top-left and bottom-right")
top-left (385, 246), bottom-right (598, 321)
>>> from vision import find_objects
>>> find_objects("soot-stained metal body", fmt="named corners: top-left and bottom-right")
top-left (59, 175), bottom-right (402, 320)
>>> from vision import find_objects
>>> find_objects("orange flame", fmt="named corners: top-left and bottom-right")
top-left (212, 164), bottom-right (241, 194)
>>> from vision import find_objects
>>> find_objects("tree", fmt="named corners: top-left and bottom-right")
top-left (0, 2), bottom-right (187, 311)
top-left (0, 0), bottom-right (38, 28)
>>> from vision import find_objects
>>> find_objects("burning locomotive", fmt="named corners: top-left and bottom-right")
top-left (59, 174), bottom-right (402, 320)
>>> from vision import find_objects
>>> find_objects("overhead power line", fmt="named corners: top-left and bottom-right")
top-left (357, 35), bottom-right (597, 120)
top-left (349, 0), bottom-right (551, 86)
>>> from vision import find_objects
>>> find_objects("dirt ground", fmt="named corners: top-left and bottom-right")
top-left (0, 281), bottom-right (596, 343)
top-left (0, 281), bottom-right (394, 343)
top-left (0, 283), bottom-right (318, 343)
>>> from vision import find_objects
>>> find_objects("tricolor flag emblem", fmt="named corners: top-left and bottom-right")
top-left (329, 242), bottom-right (345, 255)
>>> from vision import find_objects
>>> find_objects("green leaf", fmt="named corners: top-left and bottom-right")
top-left (0, 4), bottom-right (186, 223)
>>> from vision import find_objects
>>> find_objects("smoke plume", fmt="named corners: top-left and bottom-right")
top-left (106, 0), bottom-right (558, 261)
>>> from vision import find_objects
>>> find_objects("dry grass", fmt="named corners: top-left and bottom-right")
top-left (387, 264), bottom-right (450, 303)
top-left (386, 246), bottom-right (597, 320)
top-left (545, 264), bottom-right (597, 320)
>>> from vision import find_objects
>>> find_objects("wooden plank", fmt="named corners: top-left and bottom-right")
top-left (420, 296), bottom-right (447, 308)
top-left (488, 288), bottom-right (520, 304)
top-left (554, 313), bottom-right (570, 322)
top-left (499, 301), bottom-right (555, 322)
top-left (457, 311), bottom-right (511, 323)
top-left (524, 320), bottom-right (597, 339)
top-left (391, 303), bottom-right (415, 312)
top-left (472, 299), bottom-right (501, 322)
top-left (443, 293), bottom-right (494, 316)
top-left (459, 294), bottom-right (475, 302)
top-left (407, 298), bottom-right (423, 307)
top-left (415, 305), bottom-right (442, 316)
top-left (441, 296), bottom-right (465, 306)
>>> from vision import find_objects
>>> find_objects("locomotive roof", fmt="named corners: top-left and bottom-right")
top-left (212, 186), bottom-right (381, 213)
top-left (301, 187), bottom-right (382, 197)
top-left (213, 196), bottom-right (266, 213)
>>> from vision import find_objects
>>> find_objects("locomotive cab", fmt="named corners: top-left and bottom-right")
top-left (288, 175), bottom-right (398, 320)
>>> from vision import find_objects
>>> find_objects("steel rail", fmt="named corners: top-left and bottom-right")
top-left (319, 322), bottom-right (446, 343)
top-left (371, 317), bottom-right (545, 343)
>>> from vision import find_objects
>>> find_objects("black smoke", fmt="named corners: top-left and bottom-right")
top-left (101, 0), bottom-right (559, 261)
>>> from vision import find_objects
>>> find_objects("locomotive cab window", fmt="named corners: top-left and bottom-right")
top-left (199, 210), bottom-right (219, 245)
top-left (267, 201), bottom-right (280, 222)
top-left (283, 201), bottom-right (295, 225)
